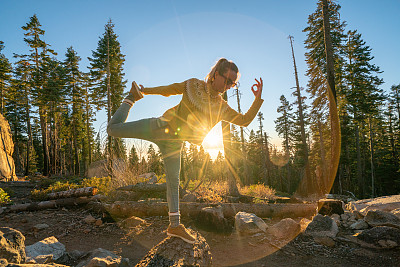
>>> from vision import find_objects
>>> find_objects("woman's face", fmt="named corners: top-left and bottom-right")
top-left (212, 69), bottom-right (238, 94)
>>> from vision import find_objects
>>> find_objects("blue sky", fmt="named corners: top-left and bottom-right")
top-left (1, 0), bottom-right (399, 157)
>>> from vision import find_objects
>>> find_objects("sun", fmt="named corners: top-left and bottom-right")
top-left (202, 124), bottom-right (224, 159)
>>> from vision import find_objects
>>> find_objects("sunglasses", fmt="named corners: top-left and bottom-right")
top-left (220, 73), bottom-right (238, 88)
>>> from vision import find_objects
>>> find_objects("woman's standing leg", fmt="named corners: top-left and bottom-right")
top-left (157, 140), bottom-right (196, 244)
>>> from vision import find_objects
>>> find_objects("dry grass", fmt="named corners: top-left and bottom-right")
top-left (239, 183), bottom-right (276, 202)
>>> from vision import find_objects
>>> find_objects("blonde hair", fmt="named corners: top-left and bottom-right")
top-left (206, 58), bottom-right (240, 83)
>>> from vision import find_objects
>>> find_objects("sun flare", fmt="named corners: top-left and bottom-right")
top-left (201, 124), bottom-right (224, 159)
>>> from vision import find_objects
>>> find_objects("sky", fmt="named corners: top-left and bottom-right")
top-left (1, 0), bottom-right (399, 158)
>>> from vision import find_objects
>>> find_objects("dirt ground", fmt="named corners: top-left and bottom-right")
top-left (1, 183), bottom-right (399, 266)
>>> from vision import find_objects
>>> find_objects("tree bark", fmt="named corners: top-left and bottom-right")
top-left (104, 201), bottom-right (317, 219)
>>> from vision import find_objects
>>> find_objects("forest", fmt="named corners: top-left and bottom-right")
top-left (0, 0), bottom-right (399, 200)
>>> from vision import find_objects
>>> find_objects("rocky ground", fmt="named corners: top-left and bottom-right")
top-left (0, 182), bottom-right (399, 266)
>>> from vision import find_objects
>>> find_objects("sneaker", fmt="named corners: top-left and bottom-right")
top-left (130, 81), bottom-right (143, 101)
top-left (167, 224), bottom-right (196, 244)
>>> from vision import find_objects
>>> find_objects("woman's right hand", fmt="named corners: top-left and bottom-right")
top-left (251, 77), bottom-right (263, 98)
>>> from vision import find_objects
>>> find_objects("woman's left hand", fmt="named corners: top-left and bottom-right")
top-left (251, 77), bottom-right (263, 98)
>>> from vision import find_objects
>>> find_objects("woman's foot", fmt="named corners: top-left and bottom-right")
top-left (129, 81), bottom-right (143, 101)
top-left (167, 224), bottom-right (196, 244)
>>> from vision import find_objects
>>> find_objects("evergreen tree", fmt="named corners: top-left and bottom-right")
top-left (128, 144), bottom-right (139, 169)
top-left (0, 41), bottom-right (12, 115)
top-left (20, 14), bottom-right (57, 176)
top-left (64, 46), bottom-right (85, 175)
top-left (88, 19), bottom-right (127, 162)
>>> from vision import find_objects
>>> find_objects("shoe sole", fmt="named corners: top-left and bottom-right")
top-left (132, 81), bottom-right (143, 100)
top-left (167, 232), bottom-right (196, 244)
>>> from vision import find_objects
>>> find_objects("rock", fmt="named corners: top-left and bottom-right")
top-left (304, 214), bottom-right (339, 238)
top-left (391, 208), bottom-right (400, 219)
top-left (340, 213), bottom-right (349, 221)
top-left (331, 214), bottom-right (341, 226)
top-left (136, 230), bottom-right (212, 266)
top-left (181, 192), bottom-right (198, 202)
top-left (349, 219), bottom-right (369, 230)
top-left (76, 248), bottom-right (127, 267)
top-left (235, 211), bottom-right (268, 234)
top-left (33, 223), bottom-right (50, 231)
top-left (33, 254), bottom-right (53, 264)
top-left (138, 172), bottom-right (159, 184)
top-left (313, 236), bottom-right (335, 247)
top-left (266, 218), bottom-right (300, 240)
top-left (318, 199), bottom-right (344, 216)
top-left (0, 113), bottom-right (17, 181)
top-left (83, 215), bottom-right (97, 225)
top-left (364, 210), bottom-right (400, 228)
top-left (25, 236), bottom-right (66, 261)
top-left (0, 227), bottom-right (26, 263)
top-left (357, 226), bottom-right (400, 248)
top-left (196, 206), bottom-right (232, 232)
top-left (378, 239), bottom-right (398, 248)
top-left (119, 216), bottom-right (146, 228)
top-left (347, 195), bottom-right (400, 216)
top-left (299, 218), bottom-right (312, 232)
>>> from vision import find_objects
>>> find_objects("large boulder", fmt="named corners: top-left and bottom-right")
top-left (347, 195), bottom-right (400, 216)
top-left (196, 205), bottom-right (233, 232)
top-left (364, 210), bottom-right (400, 229)
top-left (266, 218), bottom-right (301, 240)
top-left (136, 230), bottom-right (212, 266)
top-left (0, 227), bottom-right (26, 263)
top-left (357, 226), bottom-right (400, 248)
top-left (25, 236), bottom-right (66, 261)
top-left (304, 214), bottom-right (339, 238)
top-left (0, 113), bottom-right (17, 181)
top-left (235, 211), bottom-right (268, 234)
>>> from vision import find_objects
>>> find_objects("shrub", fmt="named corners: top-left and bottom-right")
top-left (0, 188), bottom-right (11, 205)
top-left (239, 183), bottom-right (276, 202)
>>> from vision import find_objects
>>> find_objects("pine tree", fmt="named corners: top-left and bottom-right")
top-left (88, 19), bottom-right (127, 163)
top-left (64, 46), bottom-right (85, 175)
top-left (303, 0), bottom-right (346, 194)
top-left (20, 14), bottom-right (57, 176)
top-left (128, 144), bottom-right (139, 170)
top-left (343, 29), bottom-right (384, 198)
top-left (0, 41), bottom-right (12, 115)
top-left (275, 95), bottom-right (295, 192)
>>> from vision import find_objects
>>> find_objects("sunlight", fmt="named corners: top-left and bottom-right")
top-left (201, 123), bottom-right (224, 159)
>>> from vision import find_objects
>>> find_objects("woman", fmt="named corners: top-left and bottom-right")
top-left (107, 58), bottom-right (263, 243)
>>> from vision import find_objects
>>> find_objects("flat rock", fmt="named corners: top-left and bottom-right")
top-left (364, 210), bottom-right (400, 228)
top-left (347, 195), bottom-right (400, 216)
top-left (119, 216), bottom-right (146, 228)
top-left (76, 248), bottom-right (126, 267)
top-left (349, 219), bottom-right (369, 230)
top-left (25, 236), bottom-right (65, 261)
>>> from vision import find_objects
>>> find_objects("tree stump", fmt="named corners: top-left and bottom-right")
top-left (318, 199), bottom-right (344, 216)
top-left (136, 230), bottom-right (212, 267)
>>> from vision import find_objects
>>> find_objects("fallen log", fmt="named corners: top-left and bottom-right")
top-left (117, 183), bottom-right (167, 192)
top-left (47, 186), bottom-right (98, 199)
top-left (104, 201), bottom-right (317, 219)
top-left (4, 196), bottom-right (94, 213)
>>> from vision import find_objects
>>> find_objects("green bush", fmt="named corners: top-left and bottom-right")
top-left (0, 188), bottom-right (11, 205)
